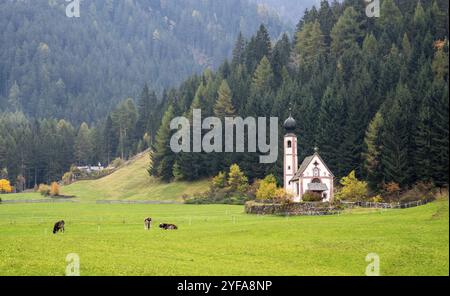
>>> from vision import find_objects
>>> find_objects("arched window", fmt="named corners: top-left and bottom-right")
top-left (312, 178), bottom-right (321, 184)
top-left (287, 140), bottom-right (292, 148)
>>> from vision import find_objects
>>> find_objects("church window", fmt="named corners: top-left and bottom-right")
top-left (287, 141), bottom-right (292, 148)
top-left (312, 178), bottom-right (321, 184)
top-left (313, 167), bottom-right (320, 177)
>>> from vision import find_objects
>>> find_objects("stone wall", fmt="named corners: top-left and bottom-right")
top-left (245, 201), bottom-right (340, 216)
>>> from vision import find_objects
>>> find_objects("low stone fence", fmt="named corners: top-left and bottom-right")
top-left (339, 199), bottom-right (433, 209)
top-left (245, 201), bottom-right (341, 216)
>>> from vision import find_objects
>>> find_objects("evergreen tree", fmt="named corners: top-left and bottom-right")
top-left (362, 112), bottom-right (384, 190)
top-left (75, 123), bottom-right (93, 166)
top-left (150, 105), bottom-right (175, 182)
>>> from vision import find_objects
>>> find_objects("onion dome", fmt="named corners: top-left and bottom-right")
top-left (284, 115), bottom-right (296, 132)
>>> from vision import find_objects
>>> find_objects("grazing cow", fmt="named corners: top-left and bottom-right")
top-left (144, 217), bottom-right (152, 230)
top-left (159, 223), bottom-right (178, 230)
top-left (53, 220), bottom-right (65, 234)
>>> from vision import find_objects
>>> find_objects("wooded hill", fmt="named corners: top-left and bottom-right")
top-left (150, 0), bottom-right (449, 192)
top-left (0, 0), bottom-right (287, 123)
top-left (0, 0), bottom-right (448, 193)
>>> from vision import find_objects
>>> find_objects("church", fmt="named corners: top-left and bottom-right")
top-left (283, 114), bottom-right (334, 203)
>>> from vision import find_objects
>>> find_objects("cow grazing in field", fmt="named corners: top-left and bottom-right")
top-left (159, 223), bottom-right (178, 230)
top-left (53, 220), bottom-right (65, 234)
top-left (144, 217), bottom-right (152, 230)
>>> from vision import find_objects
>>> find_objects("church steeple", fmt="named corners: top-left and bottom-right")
top-left (283, 112), bottom-right (298, 195)
top-left (283, 108), bottom-right (296, 133)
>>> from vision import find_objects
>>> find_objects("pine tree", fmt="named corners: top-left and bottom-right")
top-left (330, 7), bottom-right (364, 57)
top-left (380, 84), bottom-right (413, 187)
top-left (294, 21), bottom-right (326, 69)
top-left (74, 123), bottom-right (93, 165)
top-left (362, 111), bottom-right (384, 190)
top-left (150, 105), bottom-right (175, 182)
top-left (214, 80), bottom-right (235, 118)
top-left (232, 32), bottom-right (246, 66)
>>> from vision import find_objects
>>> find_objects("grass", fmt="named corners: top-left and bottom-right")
top-left (0, 199), bottom-right (448, 276)
top-left (61, 152), bottom-right (209, 202)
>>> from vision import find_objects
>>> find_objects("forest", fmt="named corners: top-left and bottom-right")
top-left (0, 0), bottom-right (449, 193)
top-left (0, 0), bottom-right (287, 123)
top-left (149, 0), bottom-right (449, 192)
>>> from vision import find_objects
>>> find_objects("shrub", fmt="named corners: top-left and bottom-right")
top-left (400, 182), bottom-right (436, 202)
top-left (111, 157), bottom-right (125, 169)
top-left (371, 195), bottom-right (384, 203)
top-left (302, 191), bottom-right (323, 202)
top-left (256, 175), bottom-right (277, 201)
top-left (211, 172), bottom-right (227, 190)
top-left (274, 188), bottom-right (293, 204)
top-left (38, 184), bottom-right (50, 196)
top-left (336, 170), bottom-right (368, 201)
top-left (0, 179), bottom-right (13, 194)
top-left (383, 182), bottom-right (401, 201)
top-left (50, 182), bottom-right (60, 197)
top-left (62, 172), bottom-right (74, 185)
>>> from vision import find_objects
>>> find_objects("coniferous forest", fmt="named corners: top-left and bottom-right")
top-left (0, 0), bottom-right (449, 193)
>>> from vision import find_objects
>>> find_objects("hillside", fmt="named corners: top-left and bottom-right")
top-left (62, 152), bottom-right (209, 202)
top-left (252, 0), bottom-right (320, 23)
top-left (0, 0), bottom-right (288, 123)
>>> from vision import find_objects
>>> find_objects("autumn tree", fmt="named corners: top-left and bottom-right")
top-left (0, 179), bottom-right (13, 193)
top-left (336, 170), bottom-right (369, 201)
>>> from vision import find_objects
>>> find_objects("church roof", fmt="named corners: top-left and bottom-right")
top-left (290, 152), bottom-right (335, 182)
top-left (307, 183), bottom-right (328, 192)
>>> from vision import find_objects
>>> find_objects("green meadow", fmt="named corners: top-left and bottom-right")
top-left (0, 199), bottom-right (448, 276)
top-left (61, 153), bottom-right (209, 202)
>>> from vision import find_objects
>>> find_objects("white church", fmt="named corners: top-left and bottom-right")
top-left (283, 114), bottom-right (335, 203)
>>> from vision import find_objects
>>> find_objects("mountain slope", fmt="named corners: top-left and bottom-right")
top-left (62, 151), bottom-right (209, 201)
top-left (251, 0), bottom-right (320, 23)
top-left (0, 0), bottom-right (288, 123)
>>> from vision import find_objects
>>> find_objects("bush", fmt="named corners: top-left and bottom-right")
top-left (400, 182), bottom-right (436, 202)
top-left (0, 179), bottom-right (13, 194)
top-left (62, 172), bottom-right (74, 185)
top-left (302, 191), bottom-right (323, 202)
top-left (50, 182), bottom-right (60, 197)
top-left (371, 195), bottom-right (384, 203)
top-left (111, 157), bottom-right (125, 169)
top-left (256, 175), bottom-right (277, 201)
top-left (38, 184), bottom-right (50, 196)
top-left (336, 170), bottom-right (368, 201)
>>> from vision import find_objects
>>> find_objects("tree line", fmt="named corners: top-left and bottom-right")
top-left (0, 86), bottom-right (163, 188)
top-left (150, 0), bottom-right (449, 192)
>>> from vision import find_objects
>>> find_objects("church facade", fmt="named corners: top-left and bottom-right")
top-left (283, 115), bottom-right (334, 203)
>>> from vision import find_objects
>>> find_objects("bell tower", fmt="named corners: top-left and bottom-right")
top-left (283, 112), bottom-right (298, 194)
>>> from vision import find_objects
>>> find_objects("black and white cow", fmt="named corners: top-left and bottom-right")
top-left (144, 217), bottom-right (152, 230)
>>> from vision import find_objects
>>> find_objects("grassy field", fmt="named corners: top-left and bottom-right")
top-left (61, 152), bottom-right (209, 202)
top-left (0, 199), bottom-right (448, 276)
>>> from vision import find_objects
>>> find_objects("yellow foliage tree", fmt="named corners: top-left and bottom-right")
top-left (50, 182), bottom-right (60, 197)
top-left (336, 170), bottom-right (368, 202)
top-left (228, 164), bottom-right (248, 193)
top-left (256, 174), bottom-right (277, 201)
top-left (0, 179), bottom-right (13, 193)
